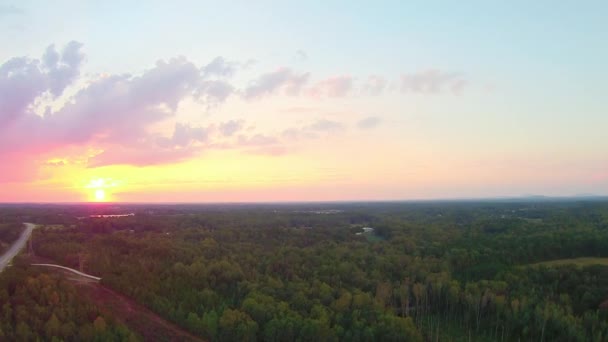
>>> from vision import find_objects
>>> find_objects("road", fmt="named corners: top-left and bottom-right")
top-left (31, 264), bottom-right (101, 281)
top-left (0, 222), bottom-right (36, 273)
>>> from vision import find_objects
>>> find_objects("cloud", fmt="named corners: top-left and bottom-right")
top-left (237, 134), bottom-right (279, 146)
top-left (44, 41), bottom-right (85, 96)
top-left (0, 41), bottom-right (84, 127)
top-left (308, 119), bottom-right (344, 132)
top-left (450, 79), bottom-right (467, 96)
top-left (198, 79), bottom-right (234, 104)
top-left (281, 119), bottom-right (345, 141)
top-left (362, 75), bottom-right (387, 96)
top-left (2, 42), bottom-right (470, 181)
top-left (244, 68), bottom-right (309, 99)
top-left (90, 122), bottom-right (211, 167)
top-left (357, 116), bottom-right (382, 129)
top-left (202, 57), bottom-right (236, 78)
top-left (295, 50), bottom-right (308, 61)
top-left (88, 145), bottom-right (198, 167)
top-left (0, 44), bottom-right (243, 174)
top-left (400, 69), bottom-right (467, 94)
top-left (219, 120), bottom-right (244, 136)
top-left (46, 56), bottom-right (206, 147)
top-left (308, 76), bottom-right (353, 98)
top-left (169, 123), bottom-right (208, 147)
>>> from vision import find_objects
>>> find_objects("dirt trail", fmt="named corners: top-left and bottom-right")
top-left (28, 256), bottom-right (204, 342)
top-left (76, 282), bottom-right (205, 342)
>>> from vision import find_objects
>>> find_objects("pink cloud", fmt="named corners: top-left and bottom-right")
top-left (0, 42), bottom-right (470, 184)
top-left (0, 44), bottom-right (243, 174)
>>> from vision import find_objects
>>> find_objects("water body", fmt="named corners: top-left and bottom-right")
top-left (89, 213), bottom-right (135, 218)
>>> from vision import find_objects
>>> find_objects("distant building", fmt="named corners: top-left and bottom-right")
top-left (356, 227), bottom-right (375, 235)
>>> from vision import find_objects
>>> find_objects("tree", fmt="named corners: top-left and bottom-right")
top-left (219, 308), bottom-right (258, 342)
top-left (93, 316), bottom-right (106, 333)
top-left (45, 313), bottom-right (61, 337)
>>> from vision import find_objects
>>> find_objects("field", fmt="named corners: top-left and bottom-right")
top-left (528, 257), bottom-right (608, 268)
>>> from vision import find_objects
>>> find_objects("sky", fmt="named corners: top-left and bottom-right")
top-left (0, 1), bottom-right (606, 202)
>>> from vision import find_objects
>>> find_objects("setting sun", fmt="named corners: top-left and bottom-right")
top-left (84, 178), bottom-right (119, 202)
top-left (94, 189), bottom-right (106, 202)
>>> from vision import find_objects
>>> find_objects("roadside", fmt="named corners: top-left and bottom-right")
top-left (0, 223), bottom-right (36, 273)
top-left (27, 254), bottom-right (204, 342)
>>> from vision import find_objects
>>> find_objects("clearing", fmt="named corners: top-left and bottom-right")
top-left (528, 257), bottom-right (608, 268)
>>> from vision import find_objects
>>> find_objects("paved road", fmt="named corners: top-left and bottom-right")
top-left (0, 223), bottom-right (36, 273)
top-left (31, 264), bottom-right (101, 281)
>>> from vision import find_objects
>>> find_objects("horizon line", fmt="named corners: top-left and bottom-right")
top-left (1, 194), bottom-right (607, 206)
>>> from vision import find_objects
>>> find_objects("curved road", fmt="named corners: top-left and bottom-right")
top-left (0, 222), bottom-right (36, 273)
top-left (31, 264), bottom-right (101, 281)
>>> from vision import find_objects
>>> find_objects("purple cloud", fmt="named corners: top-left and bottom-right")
top-left (357, 116), bottom-right (382, 129)
top-left (44, 41), bottom-right (85, 96)
top-left (202, 56), bottom-right (236, 78)
top-left (2, 42), bottom-right (460, 179)
top-left (244, 68), bottom-right (309, 99)
top-left (400, 69), bottom-right (466, 94)
top-left (219, 120), bottom-right (244, 136)
top-left (308, 119), bottom-right (344, 132)
top-left (0, 45), bottom-right (243, 173)
top-left (169, 123), bottom-right (208, 147)
top-left (198, 79), bottom-right (235, 104)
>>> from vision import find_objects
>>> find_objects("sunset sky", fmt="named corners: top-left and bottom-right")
top-left (0, 1), bottom-right (606, 202)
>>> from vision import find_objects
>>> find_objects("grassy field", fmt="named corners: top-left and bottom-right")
top-left (528, 257), bottom-right (608, 268)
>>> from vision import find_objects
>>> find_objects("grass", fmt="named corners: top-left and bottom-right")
top-left (364, 233), bottom-right (385, 243)
top-left (527, 257), bottom-right (608, 268)
top-left (42, 224), bottom-right (66, 230)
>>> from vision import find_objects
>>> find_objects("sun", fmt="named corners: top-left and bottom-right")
top-left (85, 178), bottom-right (120, 202)
top-left (94, 189), bottom-right (106, 202)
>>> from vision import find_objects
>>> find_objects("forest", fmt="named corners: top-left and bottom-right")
top-left (1, 200), bottom-right (608, 341)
